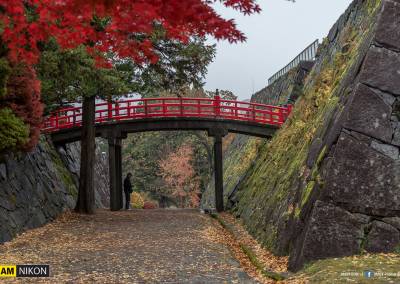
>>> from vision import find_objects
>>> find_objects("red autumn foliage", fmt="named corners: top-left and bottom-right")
top-left (4, 63), bottom-right (44, 150)
top-left (0, 0), bottom-right (259, 150)
top-left (143, 201), bottom-right (158, 210)
top-left (0, 0), bottom-right (260, 65)
top-left (158, 144), bottom-right (201, 208)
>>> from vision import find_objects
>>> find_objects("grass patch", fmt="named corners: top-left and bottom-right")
top-left (294, 254), bottom-right (400, 284)
top-left (210, 212), bottom-right (228, 230)
top-left (210, 213), bottom-right (287, 281)
top-left (240, 243), bottom-right (285, 281)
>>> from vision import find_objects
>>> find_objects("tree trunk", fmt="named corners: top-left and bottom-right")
top-left (75, 96), bottom-right (96, 214)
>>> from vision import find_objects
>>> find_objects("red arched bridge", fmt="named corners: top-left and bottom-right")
top-left (44, 96), bottom-right (292, 212)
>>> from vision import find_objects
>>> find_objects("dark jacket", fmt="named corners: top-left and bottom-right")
top-left (124, 177), bottom-right (133, 194)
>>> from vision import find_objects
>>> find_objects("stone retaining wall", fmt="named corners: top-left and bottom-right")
top-left (0, 136), bottom-right (109, 244)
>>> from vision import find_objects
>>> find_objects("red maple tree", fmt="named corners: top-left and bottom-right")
top-left (0, 0), bottom-right (259, 150)
top-left (1, 0), bottom-right (260, 65)
top-left (0, 0), bottom-right (260, 213)
top-left (5, 63), bottom-right (43, 150)
top-left (158, 144), bottom-right (200, 208)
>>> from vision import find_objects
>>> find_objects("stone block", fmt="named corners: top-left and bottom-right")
top-left (359, 46), bottom-right (400, 96)
top-left (322, 132), bottom-right (400, 216)
top-left (371, 140), bottom-right (399, 159)
top-left (375, 0), bottom-right (400, 51)
top-left (382, 217), bottom-right (400, 230)
top-left (365, 221), bottom-right (400, 253)
top-left (289, 201), bottom-right (366, 271)
top-left (343, 84), bottom-right (392, 143)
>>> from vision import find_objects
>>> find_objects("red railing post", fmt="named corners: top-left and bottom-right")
top-left (72, 110), bottom-right (76, 126)
top-left (50, 115), bottom-right (54, 129)
top-left (214, 91), bottom-right (221, 117)
top-left (108, 101), bottom-right (112, 120)
top-left (180, 97), bottom-right (184, 116)
top-left (287, 104), bottom-right (293, 116)
top-left (144, 100), bottom-right (148, 117)
top-left (278, 108), bottom-right (285, 124)
top-left (55, 112), bottom-right (59, 129)
top-left (115, 102), bottom-right (120, 119)
top-left (252, 105), bottom-right (256, 122)
top-left (163, 99), bottom-right (167, 115)
top-left (235, 102), bottom-right (238, 118)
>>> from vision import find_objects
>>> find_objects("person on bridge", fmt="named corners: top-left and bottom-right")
top-left (124, 173), bottom-right (133, 210)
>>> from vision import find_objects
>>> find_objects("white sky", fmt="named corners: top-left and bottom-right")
top-left (204, 0), bottom-right (353, 100)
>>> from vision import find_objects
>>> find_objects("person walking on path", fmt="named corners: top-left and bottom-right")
top-left (124, 173), bottom-right (133, 210)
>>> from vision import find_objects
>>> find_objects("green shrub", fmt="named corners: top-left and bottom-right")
top-left (130, 192), bottom-right (144, 209)
top-left (0, 107), bottom-right (29, 152)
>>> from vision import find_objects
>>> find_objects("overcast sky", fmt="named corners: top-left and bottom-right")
top-left (204, 0), bottom-right (353, 100)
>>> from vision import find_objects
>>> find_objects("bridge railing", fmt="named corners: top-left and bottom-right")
top-left (268, 39), bottom-right (319, 85)
top-left (43, 97), bottom-right (292, 132)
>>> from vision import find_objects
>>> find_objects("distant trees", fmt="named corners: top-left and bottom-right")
top-left (122, 130), bottom-right (212, 207)
top-left (158, 144), bottom-right (200, 208)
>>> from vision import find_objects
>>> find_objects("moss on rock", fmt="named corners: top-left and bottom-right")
top-left (227, 0), bottom-right (382, 255)
top-left (45, 137), bottom-right (78, 198)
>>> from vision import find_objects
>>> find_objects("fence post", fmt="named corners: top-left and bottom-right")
top-left (215, 89), bottom-right (221, 117)
top-left (55, 112), bottom-right (59, 129)
top-left (235, 102), bottom-right (238, 118)
top-left (278, 108), bottom-right (285, 124)
top-left (50, 115), bottom-right (54, 129)
top-left (285, 104), bottom-right (293, 121)
top-left (287, 104), bottom-right (293, 115)
top-left (108, 101), bottom-right (112, 120)
top-left (115, 102), bottom-right (120, 119)
top-left (163, 99), bottom-right (167, 115)
top-left (180, 97), bottom-right (183, 116)
top-left (73, 110), bottom-right (76, 126)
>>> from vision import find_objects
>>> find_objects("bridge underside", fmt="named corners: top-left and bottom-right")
top-left (50, 117), bottom-right (278, 144)
top-left (50, 117), bottom-right (278, 212)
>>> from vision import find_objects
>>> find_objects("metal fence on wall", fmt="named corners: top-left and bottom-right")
top-left (268, 39), bottom-right (319, 85)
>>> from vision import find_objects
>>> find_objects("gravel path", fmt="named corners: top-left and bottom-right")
top-left (0, 209), bottom-right (255, 283)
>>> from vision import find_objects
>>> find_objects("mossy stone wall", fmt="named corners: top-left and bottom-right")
top-left (204, 0), bottom-right (400, 271)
